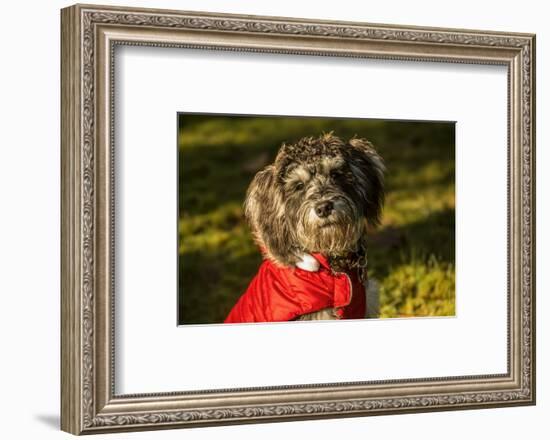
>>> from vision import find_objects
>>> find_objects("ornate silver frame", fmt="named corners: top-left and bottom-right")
top-left (61, 4), bottom-right (536, 435)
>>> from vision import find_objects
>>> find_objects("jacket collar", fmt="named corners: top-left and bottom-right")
top-left (258, 245), bottom-right (332, 272)
top-left (260, 246), bottom-right (330, 272)
top-left (309, 253), bottom-right (331, 271)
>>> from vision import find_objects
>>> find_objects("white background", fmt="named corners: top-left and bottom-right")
top-left (0, 0), bottom-right (546, 439)
top-left (117, 47), bottom-right (507, 393)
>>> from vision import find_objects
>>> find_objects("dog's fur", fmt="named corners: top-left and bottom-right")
top-left (244, 133), bottom-right (385, 320)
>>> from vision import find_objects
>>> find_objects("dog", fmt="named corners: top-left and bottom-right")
top-left (224, 133), bottom-right (385, 323)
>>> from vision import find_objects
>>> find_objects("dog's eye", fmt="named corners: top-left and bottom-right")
top-left (294, 182), bottom-right (305, 191)
top-left (330, 169), bottom-right (342, 179)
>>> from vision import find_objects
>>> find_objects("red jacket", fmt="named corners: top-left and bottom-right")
top-left (224, 253), bottom-right (366, 323)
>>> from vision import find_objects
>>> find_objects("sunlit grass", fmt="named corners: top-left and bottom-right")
top-left (379, 255), bottom-right (455, 318)
top-left (178, 115), bottom-right (455, 323)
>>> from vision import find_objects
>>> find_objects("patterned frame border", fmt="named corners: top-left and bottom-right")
top-left (61, 4), bottom-right (535, 435)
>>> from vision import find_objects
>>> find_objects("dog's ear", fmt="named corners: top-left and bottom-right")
top-left (347, 138), bottom-right (385, 227)
top-left (244, 165), bottom-right (298, 266)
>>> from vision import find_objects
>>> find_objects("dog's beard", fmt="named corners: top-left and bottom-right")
top-left (294, 197), bottom-right (364, 256)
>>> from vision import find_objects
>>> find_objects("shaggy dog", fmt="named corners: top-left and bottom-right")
top-left (224, 133), bottom-right (385, 323)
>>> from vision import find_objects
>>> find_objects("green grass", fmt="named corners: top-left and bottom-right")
top-left (178, 115), bottom-right (455, 324)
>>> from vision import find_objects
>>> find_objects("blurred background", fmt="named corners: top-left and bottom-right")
top-left (178, 114), bottom-right (455, 324)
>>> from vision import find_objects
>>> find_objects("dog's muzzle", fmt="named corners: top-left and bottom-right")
top-left (314, 200), bottom-right (334, 218)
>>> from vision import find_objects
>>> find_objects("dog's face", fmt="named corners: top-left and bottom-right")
top-left (245, 133), bottom-right (384, 266)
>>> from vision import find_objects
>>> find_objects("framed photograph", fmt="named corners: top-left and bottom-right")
top-left (61, 3), bottom-right (536, 435)
top-left (177, 113), bottom-right (456, 325)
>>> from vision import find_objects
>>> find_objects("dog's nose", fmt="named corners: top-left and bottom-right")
top-left (315, 201), bottom-right (334, 218)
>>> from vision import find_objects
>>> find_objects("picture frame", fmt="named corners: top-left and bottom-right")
top-left (61, 3), bottom-right (536, 435)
